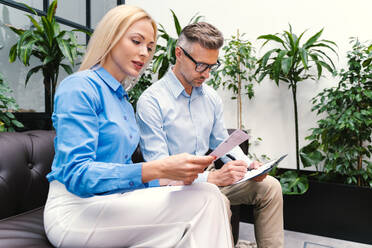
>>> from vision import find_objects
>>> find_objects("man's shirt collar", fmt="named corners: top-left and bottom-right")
top-left (166, 68), bottom-right (205, 99)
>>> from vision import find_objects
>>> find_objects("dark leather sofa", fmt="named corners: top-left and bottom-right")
top-left (0, 130), bottom-right (249, 247)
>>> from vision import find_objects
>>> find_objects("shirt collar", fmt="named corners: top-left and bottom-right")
top-left (93, 66), bottom-right (129, 100)
top-left (166, 68), bottom-right (205, 99)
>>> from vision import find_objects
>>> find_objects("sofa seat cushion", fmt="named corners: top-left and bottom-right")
top-left (0, 207), bottom-right (52, 248)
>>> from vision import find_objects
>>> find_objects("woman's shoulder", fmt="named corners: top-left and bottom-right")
top-left (58, 69), bottom-right (101, 91)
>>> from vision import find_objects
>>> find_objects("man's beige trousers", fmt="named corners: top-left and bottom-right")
top-left (207, 164), bottom-right (284, 248)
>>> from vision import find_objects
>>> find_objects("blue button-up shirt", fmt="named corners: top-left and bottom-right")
top-left (136, 69), bottom-right (251, 182)
top-left (47, 66), bottom-right (159, 197)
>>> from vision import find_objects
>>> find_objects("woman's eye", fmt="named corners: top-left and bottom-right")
top-left (132, 40), bottom-right (140, 45)
top-left (147, 47), bottom-right (153, 52)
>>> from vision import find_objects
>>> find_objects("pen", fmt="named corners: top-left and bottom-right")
top-left (226, 154), bottom-right (236, 160)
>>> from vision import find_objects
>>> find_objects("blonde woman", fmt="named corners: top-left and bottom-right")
top-left (43, 5), bottom-right (233, 248)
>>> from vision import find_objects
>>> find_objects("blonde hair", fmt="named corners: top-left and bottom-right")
top-left (79, 5), bottom-right (157, 90)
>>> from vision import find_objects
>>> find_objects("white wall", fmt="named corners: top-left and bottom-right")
top-left (126, 0), bottom-right (372, 169)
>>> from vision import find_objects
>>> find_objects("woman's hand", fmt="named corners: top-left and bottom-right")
top-left (142, 153), bottom-right (215, 185)
top-left (158, 179), bottom-right (184, 186)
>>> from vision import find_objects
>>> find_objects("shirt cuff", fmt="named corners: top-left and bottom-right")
top-left (194, 171), bottom-right (209, 183)
top-left (147, 179), bottom-right (160, 187)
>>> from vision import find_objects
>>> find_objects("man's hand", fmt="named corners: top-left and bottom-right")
top-left (208, 160), bottom-right (248, 186)
top-left (249, 161), bottom-right (267, 182)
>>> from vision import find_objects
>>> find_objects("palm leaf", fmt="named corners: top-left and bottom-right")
top-left (170, 9), bottom-right (182, 36)
top-left (25, 65), bottom-right (43, 86)
top-left (6, 24), bottom-right (25, 35)
top-left (299, 47), bottom-right (309, 69)
top-left (20, 2), bottom-right (37, 15)
top-left (166, 38), bottom-right (176, 60)
top-left (304, 28), bottom-right (323, 48)
top-left (152, 53), bottom-right (164, 73)
top-left (295, 29), bottom-right (307, 48)
top-left (26, 15), bottom-right (42, 32)
top-left (60, 64), bottom-right (73, 75)
top-left (281, 57), bottom-right (293, 75)
top-left (72, 29), bottom-right (92, 37)
top-left (47, 0), bottom-right (58, 22)
top-left (273, 50), bottom-right (287, 84)
top-left (258, 34), bottom-right (286, 48)
top-left (318, 61), bottom-right (334, 73)
top-left (57, 38), bottom-right (74, 65)
top-left (189, 12), bottom-right (204, 24)
top-left (312, 49), bottom-right (336, 70)
top-left (16, 30), bottom-right (33, 54)
top-left (41, 16), bottom-right (54, 46)
top-left (284, 31), bottom-right (296, 53)
top-left (9, 44), bottom-right (17, 63)
top-left (310, 54), bottom-right (322, 79)
top-left (43, 56), bottom-right (55, 65)
top-left (308, 42), bottom-right (338, 57)
top-left (20, 39), bottom-right (37, 65)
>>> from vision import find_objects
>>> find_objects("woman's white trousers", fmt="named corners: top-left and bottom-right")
top-left (44, 181), bottom-right (233, 248)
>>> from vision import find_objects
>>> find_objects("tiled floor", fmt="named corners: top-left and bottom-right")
top-left (239, 223), bottom-right (372, 248)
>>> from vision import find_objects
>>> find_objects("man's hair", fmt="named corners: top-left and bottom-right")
top-left (176, 22), bottom-right (224, 51)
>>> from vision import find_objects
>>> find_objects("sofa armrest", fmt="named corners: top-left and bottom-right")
top-left (0, 130), bottom-right (55, 219)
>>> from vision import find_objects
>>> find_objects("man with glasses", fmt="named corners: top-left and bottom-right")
top-left (136, 22), bottom-right (283, 248)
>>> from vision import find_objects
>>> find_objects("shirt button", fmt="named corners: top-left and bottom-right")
top-left (129, 134), bottom-right (133, 139)
top-left (129, 181), bottom-right (134, 186)
top-left (125, 155), bottom-right (128, 159)
top-left (124, 116), bottom-right (128, 120)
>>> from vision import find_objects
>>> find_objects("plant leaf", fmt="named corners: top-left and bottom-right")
top-left (299, 47), bottom-right (308, 69)
top-left (281, 57), bottom-right (293, 75)
top-left (60, 64), bottom-right (73, 74)
top-left (41, 16), bottom-right (54, 46)
top-left (9, 44), bottom-right (17, 63)
top-left (258, 34), bottom-right (286, 47)
top-left (26, 14), bottom-right (42, 32)
top-left (170, 9), bottom-right (182, 36)
top-left (47, 0), bottom-right (58, 22)
top-left (6, 24), bottom-right (25, 35)
top-left (25, 65), bottom-right (43, 86)
top-left (304, 28), bottom-right (323, 48)
top-left (57, 38), bottom-right (74, 65)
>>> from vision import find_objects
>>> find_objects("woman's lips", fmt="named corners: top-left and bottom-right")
top-left (132, 61), bottom-right (144, 71)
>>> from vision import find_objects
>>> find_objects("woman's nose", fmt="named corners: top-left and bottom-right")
top-left (140, 45), bottom-right (149, 57)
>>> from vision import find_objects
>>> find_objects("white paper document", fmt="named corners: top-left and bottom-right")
top-left (234, 154), bottom-right (288, 184)
top-left (209, 129), bottom-right (250, 159)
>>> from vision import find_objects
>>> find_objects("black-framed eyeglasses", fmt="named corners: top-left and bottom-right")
top-left (180, 47), bottom-right (220, 73)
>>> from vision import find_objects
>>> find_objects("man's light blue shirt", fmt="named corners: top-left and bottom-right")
top-left (136, 69), bottom-right (251, 182)
top-left (47, 66), bottom-right (159, 197)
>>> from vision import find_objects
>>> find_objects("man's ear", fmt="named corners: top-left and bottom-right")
top-left (175, 46), bottom-right (182, 59)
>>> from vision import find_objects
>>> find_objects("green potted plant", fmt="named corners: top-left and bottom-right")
top-left (7, 0), bottom-right (86, 115)
top-left (301, 38), bottom-right (372, 186)
top-left (255, 24), bottom-right (338, 194)
top-left (208, 30), bottom-right (257, 129)
top-left (0, 72), bottom-right (23, 132)
top-left (280, 38), bottom-right (371, 244)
